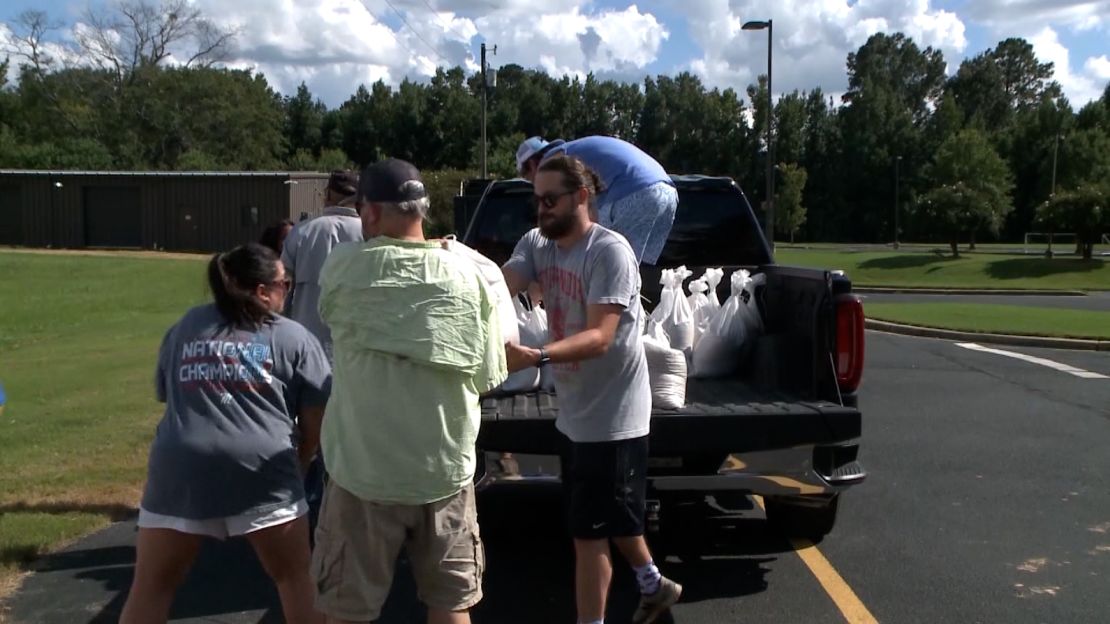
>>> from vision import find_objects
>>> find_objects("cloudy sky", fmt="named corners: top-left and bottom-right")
top-left (2, 0), bottom-right (1108, 108)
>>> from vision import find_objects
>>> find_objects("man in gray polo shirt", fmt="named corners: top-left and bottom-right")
top-left (280, 169), bottom-right (362, 533)
top-left (281, 170), bottom-right (363, 360)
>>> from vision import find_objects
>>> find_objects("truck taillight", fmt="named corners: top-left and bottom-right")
top-left (835, 295), bottom-right (865, 393)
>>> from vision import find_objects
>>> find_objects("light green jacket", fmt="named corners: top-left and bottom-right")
top-left (319, 237), bottom-right (507, 504)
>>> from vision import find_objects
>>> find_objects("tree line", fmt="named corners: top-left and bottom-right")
top-left (1, 3), bottom-right (1107, 251)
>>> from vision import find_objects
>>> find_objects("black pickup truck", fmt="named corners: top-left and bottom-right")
top-left (456, 176), bottom-right (866, 541)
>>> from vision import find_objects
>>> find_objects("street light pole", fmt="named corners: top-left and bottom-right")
top-left (743, 19), bottom-right (774, 252)
top-left (894, 155), bottom-right (902, 249)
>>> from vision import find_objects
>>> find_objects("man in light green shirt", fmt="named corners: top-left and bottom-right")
top-left (311, 159), bottom-right (506, 624)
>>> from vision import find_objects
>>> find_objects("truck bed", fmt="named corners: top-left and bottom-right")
top-left (478, 378), bottom-right (860, 456)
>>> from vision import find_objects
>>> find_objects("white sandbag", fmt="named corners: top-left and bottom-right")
top-left (441, 237), bottom-right (519, 345)
top-left (691, 269), bottom-right (763, 378)
top-left (649, 267), bottom-right (695, 356)
top-left (666, 266), bottom-right (695, 354)
top-left (518, 298), bottom-right (548, 347)
top-left (737, 272), bottom-right (766, 336)
top-left (527, 305), bottom-right (557, 391)
top-left (645, 317), bottom-right (669, 345)
top-left (643, 329), bottom-right (687, 410)
top-left (687, 277), bottom-right (712, 345)
top-left (649, 269), bottom-right (676, 328)
top-left (499, 297), bottom-right (543, 393)
top-left (703, 267), bottom-right (724, 313)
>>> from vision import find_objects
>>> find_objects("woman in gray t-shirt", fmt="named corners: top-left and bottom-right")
top-left (120, 243), bottom-right (331, 624)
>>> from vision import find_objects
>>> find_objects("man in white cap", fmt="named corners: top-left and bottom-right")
top-left (515, 136), bottom-right (677, 266)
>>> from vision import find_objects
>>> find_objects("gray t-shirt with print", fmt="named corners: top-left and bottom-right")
top-left (142, 303), bottom-right (332, 519)
top-left (504, 225), bottom-right (651, 443)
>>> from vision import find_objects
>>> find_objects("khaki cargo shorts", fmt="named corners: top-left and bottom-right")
top-left (311, 480), bottom-right (484, 621)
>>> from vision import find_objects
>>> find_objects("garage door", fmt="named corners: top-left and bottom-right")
top-left (84, 187), bottom-right (141, 248)
top-left (0, 187), bottom-right (21, 245)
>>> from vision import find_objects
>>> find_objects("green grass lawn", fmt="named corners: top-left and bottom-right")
top-left (0, 250), bottom-right (207, 591)
top-left (775, 249), bottom-right (1110, 291)
top-left (865, 303), bottom-right (1110, 340)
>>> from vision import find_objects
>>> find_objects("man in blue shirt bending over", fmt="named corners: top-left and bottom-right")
top-left (516, 136), bottom-right (678, 266)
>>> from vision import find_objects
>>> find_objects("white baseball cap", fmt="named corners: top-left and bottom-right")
top-left (515, 136), bottom-right (549, 174)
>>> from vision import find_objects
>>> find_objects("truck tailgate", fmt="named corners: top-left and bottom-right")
top-left (478, 378), bottom-right (860, 455)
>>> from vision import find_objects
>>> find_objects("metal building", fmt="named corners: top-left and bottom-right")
top-left (0, 171), bottom-right (330, 252)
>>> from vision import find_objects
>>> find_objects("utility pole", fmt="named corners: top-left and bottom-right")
top-left (480, 43), bottom-right (497, 179)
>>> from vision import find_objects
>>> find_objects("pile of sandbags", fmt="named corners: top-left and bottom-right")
top-left (690, 269), bottom-right (765, 379)
top-left (643, 266), bottom-right (766, 404)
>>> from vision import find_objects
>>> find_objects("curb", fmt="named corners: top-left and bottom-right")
top-left (855, 287), bottom-right (1088, 296)
top-left (865, 319), bottom-right (1110, 352)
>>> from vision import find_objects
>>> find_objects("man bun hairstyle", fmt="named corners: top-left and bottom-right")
top-left (537, 155), bottom-right (605, 211)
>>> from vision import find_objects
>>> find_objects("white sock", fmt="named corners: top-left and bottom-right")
top-left (634, 560), bottom-right (662, 595)
top-left (579, 620), bottom-right (604, 624)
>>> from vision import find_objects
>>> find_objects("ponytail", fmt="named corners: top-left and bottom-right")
top-left (207, 243), bottom-right (280, 329)
top-left (538, 154), bottom-right (606, 213)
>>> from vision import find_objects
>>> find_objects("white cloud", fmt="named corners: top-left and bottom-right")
top-left (953, 1), bottom-right (1109, 106)
top-left (187, 0), bottom-right (667, 105)
top-left (1086, 55), bottom-right (1110, 81)
top-left (1, 0), bottom-right (668, 106)
top-left (965, 0), bottom-right (1110, 35)
top-left (186, 0), bottom-right (472, 105)
top-left (6, 0), bottom-right (1104, 109)
top-left (684, 0), bottom-right (967, 103)
top-left (476, 5), bottom-right (668, 80)
top-left (1029, 26), bottom-right (1103, 105)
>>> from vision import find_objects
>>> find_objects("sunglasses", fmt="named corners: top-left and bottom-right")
top-left (531, 188), bottom-right (579, 210)
top-left (270, 277), bottom-right (292, 290)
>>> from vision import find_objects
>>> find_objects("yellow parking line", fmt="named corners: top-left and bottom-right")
top-left (754, 496), bottom-right (879, 624)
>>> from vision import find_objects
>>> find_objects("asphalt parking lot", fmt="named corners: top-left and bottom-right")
top-left (5, 330), bottom-right (1109, 623)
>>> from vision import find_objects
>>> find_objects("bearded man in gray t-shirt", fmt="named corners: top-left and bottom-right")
top-left (503, 155), bottom-right (682, 624)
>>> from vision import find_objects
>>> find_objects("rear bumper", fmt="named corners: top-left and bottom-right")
top-left (476, 444), bottom-right (866, 497)
top-left (477, 391), bottom-right (865, 498)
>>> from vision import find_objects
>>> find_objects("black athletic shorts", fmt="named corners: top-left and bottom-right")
top-left (562, 435), bottom-right (649, 540)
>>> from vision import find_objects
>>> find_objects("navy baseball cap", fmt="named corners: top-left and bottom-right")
top-left (359, 159), bottom-right (427, 203)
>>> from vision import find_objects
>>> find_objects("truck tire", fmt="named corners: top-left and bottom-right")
top-left (764, 495), bottom-right (839, 541)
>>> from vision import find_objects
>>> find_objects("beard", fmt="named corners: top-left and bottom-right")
top-left (539, 210), bottom-right (575, 239)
